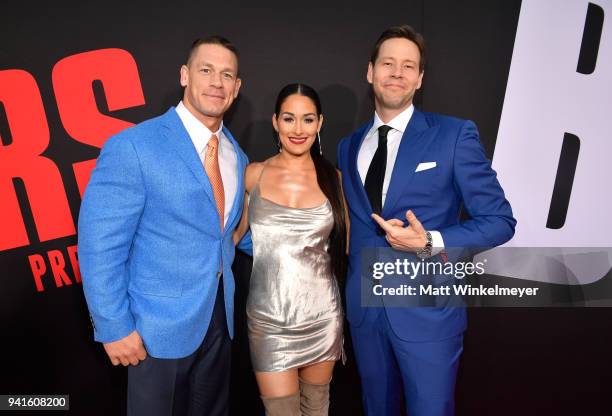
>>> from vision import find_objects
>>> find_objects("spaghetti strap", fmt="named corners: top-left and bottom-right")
top-left (246, 162), bottom-right (267, 197)
top-left (252, 161), bottom-right (268, 195)
top-left (256, 162), bottom-right (267, 186)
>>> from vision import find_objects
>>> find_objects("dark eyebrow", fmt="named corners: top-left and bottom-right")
top-left (280, 112), bottom-right (317, 117)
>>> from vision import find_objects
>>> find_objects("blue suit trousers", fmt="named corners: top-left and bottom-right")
top-left (350, 308), bottom-right (463, 416)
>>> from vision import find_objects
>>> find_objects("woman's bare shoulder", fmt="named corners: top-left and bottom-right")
top-left (246, 161), bottom-right (264, 176)
top-left (244, 162), bottom-right (263, 192)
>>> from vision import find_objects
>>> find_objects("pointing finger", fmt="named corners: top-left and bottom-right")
top-left (371, 213), bottom-right (395, 234)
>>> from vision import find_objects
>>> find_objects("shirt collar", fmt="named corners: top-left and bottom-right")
top-left (176, 101), bottom-right (224, 155)
top-left (370, 104), bottom-right (414, 137)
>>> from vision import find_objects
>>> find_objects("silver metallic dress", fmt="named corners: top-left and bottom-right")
top-left (247, 182), bottom-right (344, 373)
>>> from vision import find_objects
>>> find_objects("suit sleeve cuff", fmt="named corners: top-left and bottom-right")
top-left (429, 230), bottom-right (445, 256)
top-left (91, 312), bottom-right (136, 344)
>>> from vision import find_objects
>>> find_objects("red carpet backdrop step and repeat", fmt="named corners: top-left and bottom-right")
top-left (1, 0), bottom-right (612, 415)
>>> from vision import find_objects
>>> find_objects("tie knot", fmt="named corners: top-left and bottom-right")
top-left (378, 125), bottom-right (392, 144)
top-left (207, 134), bottom-right (219, 156)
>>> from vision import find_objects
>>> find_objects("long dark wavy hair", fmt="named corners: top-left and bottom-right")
top-left (274, 83), bottom-right (347, 284)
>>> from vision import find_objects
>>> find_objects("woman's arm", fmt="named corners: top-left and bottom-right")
top-left (233, 162), bottom-right (264, 245)
top-left (337, 169), bottom-right (350, 254)
top-left (233, 193), bottom-right (250, 245)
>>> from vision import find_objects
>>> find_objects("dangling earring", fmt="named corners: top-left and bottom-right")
top-left (317, 131), bottom-right (323, 155)
top-left (277, 134), bottom-right (282, 152)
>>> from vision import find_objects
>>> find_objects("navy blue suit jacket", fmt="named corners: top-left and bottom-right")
top-left (337, 109), bottom-right (516, 341)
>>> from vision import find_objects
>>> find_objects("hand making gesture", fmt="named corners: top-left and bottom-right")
top-left (371, 210), bottom-right (428, 252)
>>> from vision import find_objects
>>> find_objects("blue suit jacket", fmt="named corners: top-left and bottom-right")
top-left (78, 107), bottom-right (252, 359)
top-left (337, 109), bottom-right (516, 341)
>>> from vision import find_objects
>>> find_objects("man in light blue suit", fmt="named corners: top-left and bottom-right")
top-left (337, 25), bottom-right (516, 415)
top-left (78, 36), bottom-right (251, 416)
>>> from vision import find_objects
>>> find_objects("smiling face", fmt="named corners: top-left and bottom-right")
top-left (367, 37), bottom-right (424, 120)
top-left (272, 94), bottom-right (323, 157)
top-left (180, 43), bottom-right (241, 130)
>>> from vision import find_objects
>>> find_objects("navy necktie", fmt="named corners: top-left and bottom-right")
top-left (364, 125), bottom-right (392, 214)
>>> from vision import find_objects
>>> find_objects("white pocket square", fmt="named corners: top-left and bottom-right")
top-left (415, 162), bottom-right (437, 172)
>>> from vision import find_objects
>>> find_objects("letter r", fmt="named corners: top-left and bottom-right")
top-left (0, 70), bottom-right (75, 250)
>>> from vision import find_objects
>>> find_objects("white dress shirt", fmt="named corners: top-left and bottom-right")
top-left (357, 105), bottom-right (444, 251)
top-left (357, 105), bottom-right (414, 202)
top-left (176, 101), bottom-right (237, 227)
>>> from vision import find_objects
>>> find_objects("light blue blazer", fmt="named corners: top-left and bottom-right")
top-left (78, 107), bottom-right (251, 359)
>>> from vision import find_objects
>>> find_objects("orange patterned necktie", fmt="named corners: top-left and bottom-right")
top-left (203, 134), bottom-right (225, 229)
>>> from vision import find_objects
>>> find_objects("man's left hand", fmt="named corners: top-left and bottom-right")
top-left (371, 210), bottom-right (427, 252)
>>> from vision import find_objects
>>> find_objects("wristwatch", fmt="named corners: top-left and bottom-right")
top-left (416, 231), bottom-right (433, 259)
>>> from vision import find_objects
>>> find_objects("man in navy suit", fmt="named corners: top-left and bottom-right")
top-left (337, 25), bottom-right (516, 415)
top-left (78, 36), bottom-right (250, 416)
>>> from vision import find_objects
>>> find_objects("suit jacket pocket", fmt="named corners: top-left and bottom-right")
top-left (409, 163), bottom-right (441, 198)
top-left (130, 277), bottom-right (183, 298)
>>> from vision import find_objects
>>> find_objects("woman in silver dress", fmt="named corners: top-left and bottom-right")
top-left (234, 83), bottom-right (347, 416)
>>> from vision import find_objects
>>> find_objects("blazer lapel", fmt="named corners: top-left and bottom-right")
top-left (161, 108), bottom-right (216, 209)
top-left (382, 109), bottom-right (438, 217)
top-left (347, 120), bottom-right (374, 218)
top-left (222, 126), bottom-right (244, 234)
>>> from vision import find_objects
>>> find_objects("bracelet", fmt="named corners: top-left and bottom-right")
top-left (416, 231), bottom-right (433, 259)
